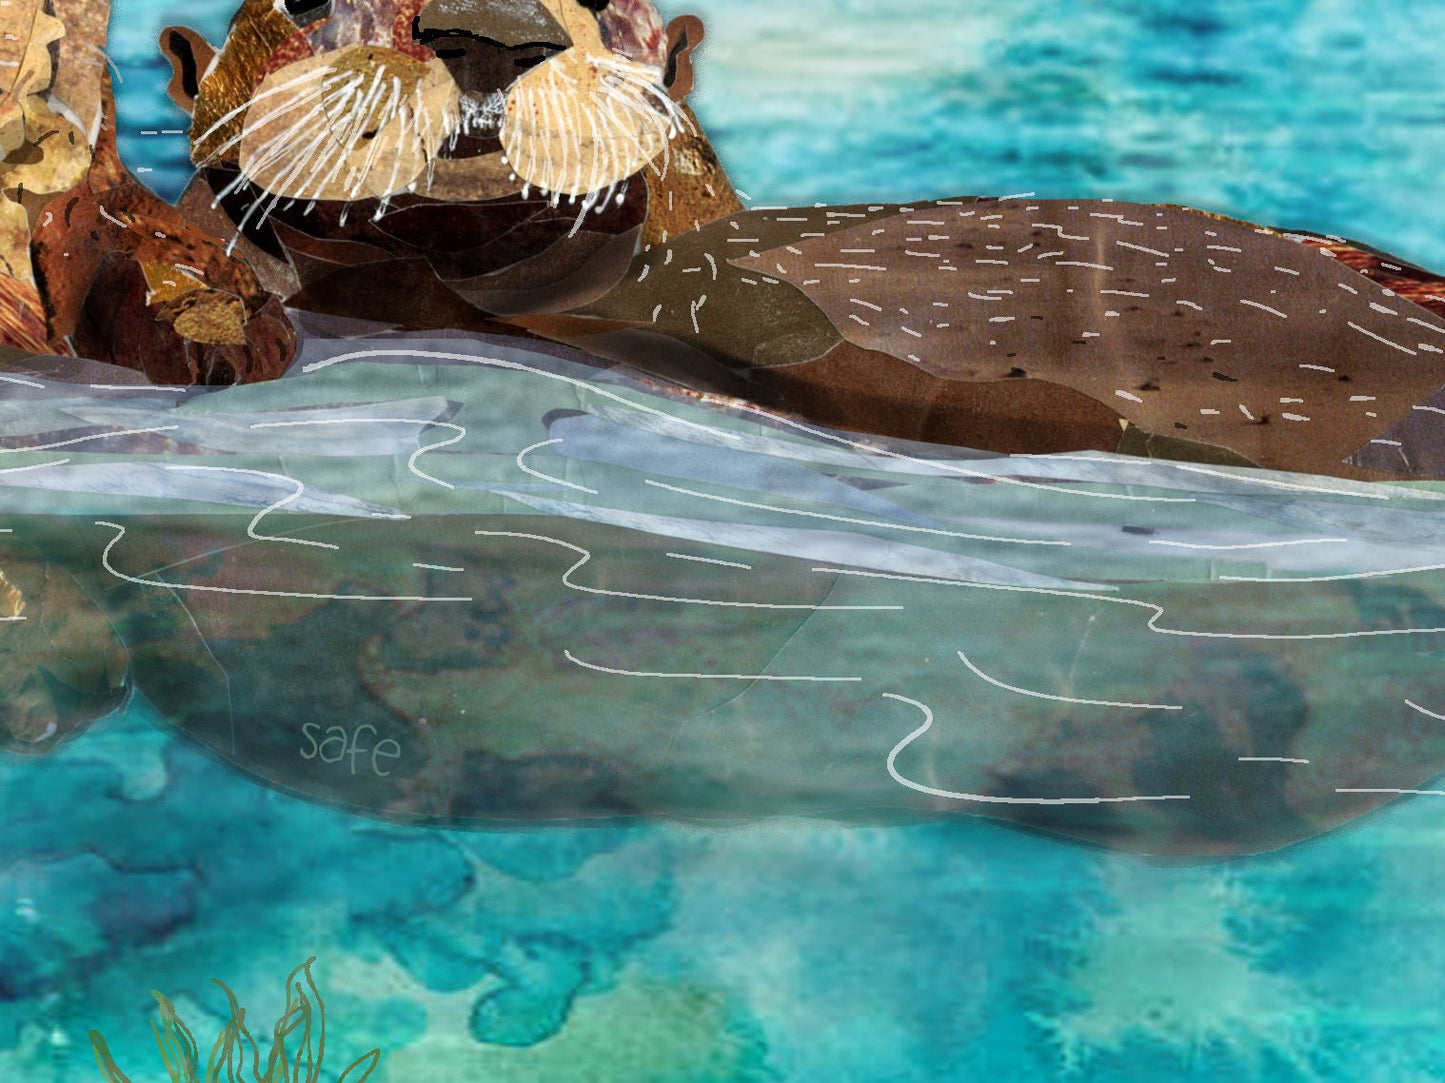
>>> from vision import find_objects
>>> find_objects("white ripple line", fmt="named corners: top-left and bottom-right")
top-left (1161, 461), bottom-right (1389, 500)
top-left (811, 566), bottom-right (1445, 640)
top-left (882, 693), bottom-right (1190, 804)
top-left (95, 521), bottom-right (472, 602)
top-left (163, 465), bottom-right (343, 550)
top-left (564, 648), bottom-right (859, 682)
top-left (957, 650), bottom-right (1182, 710)
top-left (1218, 563), bottom-right (1445, 584)
top-left (1149, 537), bottom-right (1349, 551)
top-left (514, 438), bottom-right (599, 495)
top-left (1239, 757), bottom-right (1310, 764)
top-left (0, 425), bottom-right (181, 452)
top-left (1337, 788), bottom-right (1445, 797)
top-left (644, 478), bottom-right (1069, 546)
top-left (0, 458), bottom-right (70, 475)
top-left (1405, 699), bottom-right (1445, 722)
top-left (478, 530), bottom-right (902, 610)
top-left (250, 417), bottom-right (466, 490)
top-left (299, 349), bottom-right (1198, 505)
top-left (667, 552), bottom-right (753, 570)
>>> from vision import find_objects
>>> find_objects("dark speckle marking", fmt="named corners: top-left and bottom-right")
top-left (1212, 371), bottom-right (1238, 382)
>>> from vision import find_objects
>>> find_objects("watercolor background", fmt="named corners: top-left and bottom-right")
top-left (6, 1), bottom-right (1445, 1080)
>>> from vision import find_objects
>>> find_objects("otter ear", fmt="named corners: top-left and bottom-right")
top-left (159, 26), bottom-right (217, 116)
top-left (662, 15), bottom-right (704, 103)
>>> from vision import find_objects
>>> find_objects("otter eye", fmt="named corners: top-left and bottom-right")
top-left (513, 46), bottom-right (563, 70)
top-left (280, 0), bottom-right (332, 24)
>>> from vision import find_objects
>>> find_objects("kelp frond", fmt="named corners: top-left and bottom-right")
top-left (88, 958), bottom-right (381, 1082)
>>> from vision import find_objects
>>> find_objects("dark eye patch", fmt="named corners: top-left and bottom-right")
top-left (282, 0), bottom-right (333, 24)
top-left (576, 0), bottom-right (610, 11)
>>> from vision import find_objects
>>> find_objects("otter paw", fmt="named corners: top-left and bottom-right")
top-left (71, 253), bottom-right (295, 385)
top-left (0, 559), bottom-right (128, 755)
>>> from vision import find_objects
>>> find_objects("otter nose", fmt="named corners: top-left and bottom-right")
top-left (412, 0), bottom-right (573, 51)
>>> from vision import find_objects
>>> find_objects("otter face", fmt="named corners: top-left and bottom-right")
top-left (162, 0), bottom-right (698, 211)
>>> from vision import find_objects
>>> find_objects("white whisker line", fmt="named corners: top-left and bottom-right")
top-left (248, 417), bottom-right (465, 489)
top-left (201, 72), bottom-right (350, 170)
top-left (957, 650), bottom-right (1182, 710)
top-left (644, 478), bottom-right (1069, 546)
top-left (1239, 757), bottom-right (1310, 764)
top-left (516, 438), bottom-right (598, 494)
top-left (564, 648), bottom-right (859, 681)
top-left (350, 81), bottom-right (405, 199)
top-left (240, 122), bottom-right (337, 241)
top-left (254, 117), bottom-right (348, 230)
top-left (414, 563), bottom-right (464, 573)
top-left (1337, 788), bottom-right (1445, 798)
top-left (193, 66), bottom-right (334, 152)
top-left (228, 97), bottom-right (333, 190)
top-left (95, 521), bottom-right (467, 601)
top-left (882, 694), bottom-right (1190, 804)
top-left (375, 75), bottom-right (410, 205)
top-left (288, 78), bottom-right (370, 197)
top-left (476, 530), bottom-right (902, 609)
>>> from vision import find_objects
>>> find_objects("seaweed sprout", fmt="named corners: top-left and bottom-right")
top-left (88, 957), bottom-right (381, 1083)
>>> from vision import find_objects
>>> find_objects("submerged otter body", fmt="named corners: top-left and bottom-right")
top-left (7, 0), bottom-right (1444, 862)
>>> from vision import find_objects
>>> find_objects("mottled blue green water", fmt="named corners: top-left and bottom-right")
top-left (5, 2), bottom-right (1445, 1080)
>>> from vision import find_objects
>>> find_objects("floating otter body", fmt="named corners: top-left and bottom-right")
top-left (13, 0), bottom-right (1445, 860)
top-left (155, 0), bottom-right (1445, 481)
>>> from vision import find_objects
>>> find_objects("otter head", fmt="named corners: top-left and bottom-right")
top-left (161, 0), bottom-right (704, 209)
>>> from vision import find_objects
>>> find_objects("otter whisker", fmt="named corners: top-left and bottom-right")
top-left (191, 65), bottom-right (334, 155)
top-left (201, 71), bottom-right (353, 173)
top-left (342, 64), bottom-right (392, 147)
top-left (293, 83), bottom-right (368, 200)
top-left (414, 96), bottom-right (441, 191)
top-left (375, 76), bottom-right (408, 209)
top-left (249, 110), bottom-right (340, 223)
top-left (224, 97), bottom-right (335, 212)
top-left (347, 81), bottom-right (403, 199)
top-left (227, 114), bottom-right (335, 251)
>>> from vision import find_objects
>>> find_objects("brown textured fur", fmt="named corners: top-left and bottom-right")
top-left (0, 0), bottom-right (294, 383)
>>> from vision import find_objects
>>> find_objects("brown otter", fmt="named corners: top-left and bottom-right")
top-left (0, 0), bottom-right (296, 384)
top-left (156, 0), bottom-right (1445, 481)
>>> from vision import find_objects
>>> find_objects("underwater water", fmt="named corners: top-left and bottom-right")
top-left (6, 0), bottom-right (1445, 1080)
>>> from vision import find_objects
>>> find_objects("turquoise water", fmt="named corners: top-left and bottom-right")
top-left (6, 1), bottom-right (1445, 1080)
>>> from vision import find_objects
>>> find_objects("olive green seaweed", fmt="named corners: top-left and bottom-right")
top-left (88, 958), bottom-right (381, 1083)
